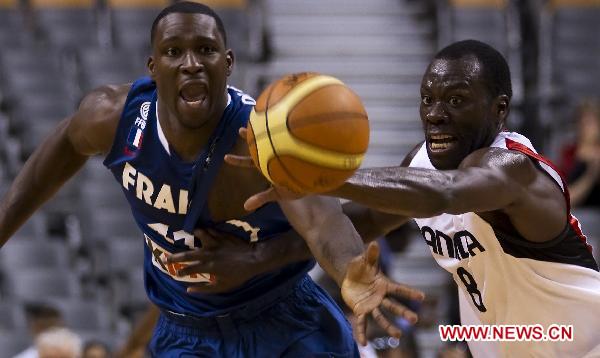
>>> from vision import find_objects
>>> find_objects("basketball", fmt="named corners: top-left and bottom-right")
top-left (246, 72), bottom-right (369, 193)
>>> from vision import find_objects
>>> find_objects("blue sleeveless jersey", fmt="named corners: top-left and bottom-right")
top-left (104, 77), bottom-right (314, 316)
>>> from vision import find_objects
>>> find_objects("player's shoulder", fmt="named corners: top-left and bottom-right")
top-left (78, 83), bottom-right (131, 117)
top-left (69, 83), bottom-right (132, 155)
top-left (228, 85), bottom-right (257, 110)
top-left (460, 146), bottom-right (539, 182)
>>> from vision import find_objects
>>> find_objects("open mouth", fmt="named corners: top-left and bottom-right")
top-left (179, 82), bottom-right (207, 105)
top-left (428, 134), bottom-right (457, 151)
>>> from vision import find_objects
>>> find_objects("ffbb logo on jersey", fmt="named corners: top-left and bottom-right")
top-left (125, 101), bottom-right (151, 153)
top-left (421, 226), bottom-right (486, 260)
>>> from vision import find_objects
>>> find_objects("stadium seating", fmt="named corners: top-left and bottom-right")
top-left (30, 0), bottom-right (99, 50)
top-left (538, 0), bottom-right (600, 157)
top-left (109, 3), bottom-right (163, 53)
top-left (257, 0), bottom-right (434, 169)
top-left (5, 268), bottom-right (81, 301)
top-left (92, 237), bottom-right (144, 281)
top-left (41, 297), bottom-right (113, 331)
top-left (11, 212), bottom-right (49, 240)
top-left (77, 47), bottom-right (145, 93)
top-left (550, 1), bottom-right (600, 98)
top-left (0, 0), bottom-right (32, 47)
top-left (0, 239), bottom-right (70, 272)
top-left (0, 299), bottom-right (27, 331)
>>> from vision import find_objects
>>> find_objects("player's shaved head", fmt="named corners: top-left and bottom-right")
top-left (434, 39), bottom-right (512, 100)
top-left (150, 1), bottom-right (227, 46)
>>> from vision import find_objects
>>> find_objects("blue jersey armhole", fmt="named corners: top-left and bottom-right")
top-left (104, 76), bottom-right (156, 169)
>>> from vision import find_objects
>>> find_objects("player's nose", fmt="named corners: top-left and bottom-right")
top-left (424, 101), bottom-right (448, 124)
top-left (181, 51), bottom-right (203, 74)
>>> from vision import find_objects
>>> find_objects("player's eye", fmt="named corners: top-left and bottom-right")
top-left (166, 48), bottom-right (180, 57)
top-left (421, 95), bottom-right (432, 105)
top-left (449, 96), bottom-right (462, 106)
top-left (200, 46), bottom-right (217, 54)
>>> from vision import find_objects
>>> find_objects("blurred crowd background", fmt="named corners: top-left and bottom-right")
top-left (0, 0), bottom-right (598, 357)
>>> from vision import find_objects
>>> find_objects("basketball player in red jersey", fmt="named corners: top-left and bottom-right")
top-left (227, 40), bottom-right (600, 356)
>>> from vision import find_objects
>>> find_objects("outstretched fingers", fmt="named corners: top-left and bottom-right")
top-left (364, 241), bottom-right (380, 267)
top-left (224, 154), bottom-right (256, 168)
top-left (353, 313), bottom-right (368, 346)
top-left (388, 281), bottom-right (425, 302)
top-left (238, 127), bottom-right (248, 140)
top-left (371, 307), bottom-right (402, 339)
top-left (244, 187), bottom-right (278, 211)
top-left (382, 298), bottom-right (418, 324)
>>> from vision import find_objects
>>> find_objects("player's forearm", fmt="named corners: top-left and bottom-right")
top-left (0, 121), bottom-right (88, 246)
top-left (304, 212), bottom-right (364, 286)
top-left (332, 166), bottom-right (452, 218)
top-left (343, 201), bottom-right (410, 241)
top-left (251, 206), bottom-right (407, 276)
top-left (252, 229), bottom-right (313, 273)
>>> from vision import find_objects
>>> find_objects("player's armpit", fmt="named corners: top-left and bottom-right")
top-left (342, 201), bottom-right (409, 242)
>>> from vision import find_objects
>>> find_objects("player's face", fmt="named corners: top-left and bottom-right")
top-left (419, 57), bottom-right (501, 170)
top-left (148, 13), bottom-right (233, 129)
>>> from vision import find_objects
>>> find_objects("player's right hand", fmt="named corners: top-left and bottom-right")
top-left (341, 242), bottom-right (425, 346)
top-left (225, 127), bottom-right (306, 211)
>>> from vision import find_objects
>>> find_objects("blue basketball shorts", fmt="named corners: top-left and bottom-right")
top-left (148, 275), bottom-right (359, 357)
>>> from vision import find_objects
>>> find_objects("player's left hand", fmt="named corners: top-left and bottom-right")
top-left (341, 242), bottom-right (425, 346)
top-left (165, 228), bottom-right (263, 294)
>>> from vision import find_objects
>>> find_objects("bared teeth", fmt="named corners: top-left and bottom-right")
top-left (431, 134), bottom-right (454, 140)
top-left (431, 142), bottom-right (451, 149)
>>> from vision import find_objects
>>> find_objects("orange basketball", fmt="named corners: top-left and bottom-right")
top-left (247, 72), bottom-right (369, 193)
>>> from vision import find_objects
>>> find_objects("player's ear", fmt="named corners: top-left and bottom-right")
top-left (496, 95), bottom-right (509, 113)
top-left (494, 94), bottom-right (510, 129)
top-left (147, 56), bottom-right (156, 79)
top-left (225, 49), bottom-right (234, 77)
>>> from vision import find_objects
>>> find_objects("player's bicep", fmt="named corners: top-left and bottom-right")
top-left (448, 149), bottom-right (533, 214)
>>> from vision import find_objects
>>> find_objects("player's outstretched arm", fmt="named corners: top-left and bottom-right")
top-left (0, 84), bottom-right (128, 247)
top-left (279, 195), bottom-right (364, 286)
top-left (332, 147), bottom-right (567, 241)
top-left (279, 195), bottom-right (424, 344)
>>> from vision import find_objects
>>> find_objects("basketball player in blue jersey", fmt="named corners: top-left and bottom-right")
top-left (231, 40), bottom-right (600, 356)
top-left (0, 2), bottom-right (425, 356)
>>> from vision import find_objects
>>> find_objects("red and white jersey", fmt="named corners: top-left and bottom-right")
top-left (409, 131), bottom-right (600, 357)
